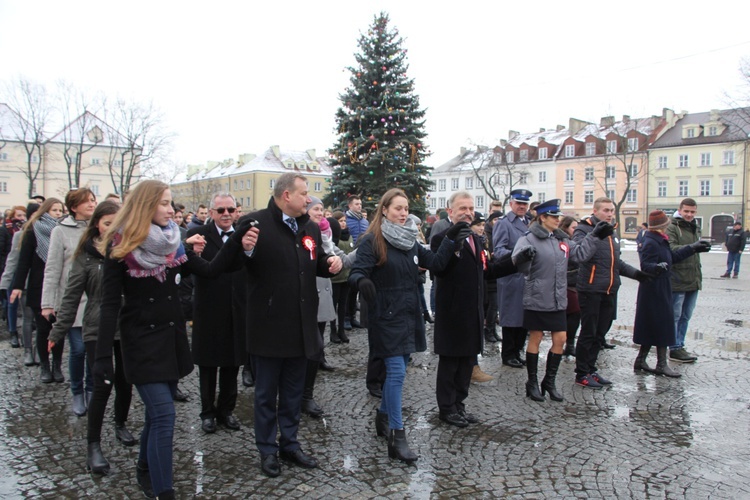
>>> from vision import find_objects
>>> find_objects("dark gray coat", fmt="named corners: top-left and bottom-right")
top-left (492, 212), bottom-right (530, 327)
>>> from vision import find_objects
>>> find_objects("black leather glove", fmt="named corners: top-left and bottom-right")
top-left (94, 357), bottom-right (114, 385)
top-left (592, 221), bottom-right (614, 239)
top-left (654, 262), bottom-right (669, 275)
top-left (445, 222), bottom-right (471, 241)
top-left (690, 240), bottom-right (711, 253)
top-left (231, 218), bottom-right (258, 244)
top-left (357, 278), bottom-right (376, 304)
top-left (634, 270), bottom-right (653, 283)
top-left (515, 246), bottom-right (536, 264)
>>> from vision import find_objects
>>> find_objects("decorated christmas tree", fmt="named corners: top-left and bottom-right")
top-left (324, 12), bottom-right (432, 216)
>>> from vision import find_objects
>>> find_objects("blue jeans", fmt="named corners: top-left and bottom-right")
top-left (136, 382), bottom-right (177, 497)
top-left (67, 327), bottom-right (92, 395)
top-left (671, 291), bottom-right (698, 351)
top-left (727, 252), bottom-right (741, 276)
top-left (429, 279), bottom-right (437, 313)
top-left (379, 355), bottom-right (409, 430)
top-left (7, 296), bottom-right (19, 333)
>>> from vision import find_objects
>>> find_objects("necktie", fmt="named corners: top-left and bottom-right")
top-left (286, 218), bottom-right (298, 234)
top-left (467, 235), bottom-right (476, 255)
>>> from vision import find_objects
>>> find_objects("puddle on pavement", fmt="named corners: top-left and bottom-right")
top-left (408, 469), bottom-right (436, 498)
top-left (725, 319), bottom-right (746, 328)
top-left (342, 454), bottom-right (358, 472)
top-left (193, 450), bottom-right (204, 496)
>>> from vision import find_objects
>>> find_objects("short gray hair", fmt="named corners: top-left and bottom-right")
top-left (447, 191), bottom-right (473, 208)
top-left (273, 173), bottom-right (308, 199)
top-left (210, 193), bottom-right (236, 208)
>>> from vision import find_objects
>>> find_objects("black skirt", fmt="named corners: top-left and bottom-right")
top-left (523, 309), bottom-right (567, 332)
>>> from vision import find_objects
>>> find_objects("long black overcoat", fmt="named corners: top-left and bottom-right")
top-left (633, 231), bottom-right (695, 347)
top-left (241, 198), bottom-right (333, 360)
top-left (187, 223), bottom-right (247, 367)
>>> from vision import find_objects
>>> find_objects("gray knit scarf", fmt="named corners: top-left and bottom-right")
top-left (121, 220), bottom-right (187, 282)
top-left (33, 213), bottom-right (58, 263)
top-left (381, 218), bottom-right (418, 251)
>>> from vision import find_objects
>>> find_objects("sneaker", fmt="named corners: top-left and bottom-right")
top-left (575, 374), bottom-right (603, 389)
top-left (669, 348), bottom-right (697, 363)
top-left (591, 372), bottom-right (612, 385)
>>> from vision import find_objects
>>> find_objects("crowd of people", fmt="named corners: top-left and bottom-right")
top-left (0, 174), bottom-right (732, 497)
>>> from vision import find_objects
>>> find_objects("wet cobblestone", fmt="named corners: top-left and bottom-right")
top-left (0, 250), bottom-right (748, 498)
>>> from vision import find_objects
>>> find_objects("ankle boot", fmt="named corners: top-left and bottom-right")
top-left (563, 341), bottom-right (576, 357)
top-left (156, 490), bottom-right (175, 500)
top-left (634, 345), bottom-right (654, 373)
top-left (115, 422), bottom-right (138, 446)
top-left (23, 348), bottom-right (35, 366)
top-left (388, 429), bottom-right (418, 463)
top-left (375, 410), bottom-right (389, 438)
top-left (330, 320), bottom-right (342, 343)
top-left (525, 353), bottom-right (544, 401)
top-left (484, 326), bottom-right (498, 343)
top-left (72, 393), bottom-right (87, 417)
top-left (86, 442), bottom-right (110, 475)
top-left (337, 323), bottom-right (349, 343)
top-left (137, 460), bottom-right (155, 498)
top-left (423, 310), bottom-right (434, 323)
top-left (52, 359), bottom-right (65, 383)
top-left (540, 352), bottom-right (563, 402)
top-left (40, 361), bottom-right (53, 384)
top-left (654, 347), bottom-right (681, 378)
top-left (9, 331), bottom-right (20, 348)
top-left (31, 345), bottom-right (40, 366)
top-left (301, 361), bottom-right (323, 417)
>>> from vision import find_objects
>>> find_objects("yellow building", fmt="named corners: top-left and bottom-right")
top-left (170, 146), bottom-right (332, 212)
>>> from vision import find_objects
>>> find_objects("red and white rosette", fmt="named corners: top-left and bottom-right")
top-left (559, 241), bottom-right (569, 259)
top-left (481, 249), bottom-right (488, 271)
top-left (302, 235), bottom-right (316, 260)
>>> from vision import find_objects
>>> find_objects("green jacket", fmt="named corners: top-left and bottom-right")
top-left (665, 216), bottom-right (702, 292)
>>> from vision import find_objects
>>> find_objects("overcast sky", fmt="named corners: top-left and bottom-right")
top-left (2, 0), bottom-right (749, 169)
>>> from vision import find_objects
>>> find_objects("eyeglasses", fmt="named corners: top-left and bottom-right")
top-left (213, 207), bottom-right (237, 214)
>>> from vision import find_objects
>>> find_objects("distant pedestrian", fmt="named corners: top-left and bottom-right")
top-left (722, 221), bottom-right (746, 278)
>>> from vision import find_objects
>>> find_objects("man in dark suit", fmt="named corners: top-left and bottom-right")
top-left (431, 192), bottom-right (517, 427)
top-left (187, 193), bottom-right (247, 434)
top-left (241, 173), bottom-right (342, 478)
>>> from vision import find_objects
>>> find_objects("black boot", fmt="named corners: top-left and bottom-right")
top-left (540, 352), bottom-right (563, 402)
top-left (86, 442), bottom-right (110, 475)
top-left (423, 310), bottom-right (434, 324)
top-left (633, 345), bottom-right (654, 373)
top-left (9, 331), bottom-right (20, 348)
top-left (52, 359), bottom-right (65, 383)
top-left (484, 327), bottom-right (498, 343)
top-left (115, 422), bottom-right (138, 446)
top-left (301, 361), bottom-right (323, 418)
top-left (525, 353), bottom-right (544, 401)
top-left (337, 323), bottom-right (350, 344)
top-left (40, 361), bottom-right (53, 384)
top-left (23, 348), bottom-right (35, 366)
top-left (156, 490), bottom-right (175, 500)
top-left (654, 347), bottom-right (681, 378)
top-left (375, 410), bottom-right (388, 438)
top-left (563, 342), bottom-right (576, 357)
top-left (330, 320), bottom-right (342, 344)
top-left (388, 429), bottom-right (418, 463)
top-left (319, 351), bottom-right (335, 371)
top-left (137, 460), bottom-right (155, 498)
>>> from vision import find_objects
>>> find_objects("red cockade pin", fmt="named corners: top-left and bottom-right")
top-left (302, 235), bottom-right (316, 260)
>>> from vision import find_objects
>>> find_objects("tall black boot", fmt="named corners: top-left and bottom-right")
top-left (136, 460), bottom-right (155, 498)
top-left (86, 442), bottom-right (110, 475)
top-left (654, 347), bottom-right (681, 378)
top-left (301, 361), bottom-right (323, 418)
top-left (52, 358), bottom-right (65, 383)
top-left (375, 410), bottom-right (389, 438)
top-left (540, 352), bottom-right (563, 402)
top-left (633, 345), bottom-right (654, 373)
top-left (337, 322), bottom-right (349, 344)
top-left (525, 353), bottom-right (544, 401)
top-left (330, 320), bottom-right (342, 343)
top-left (388, 429), bottom-right (418, 463)
top-left (40, 360), bottom-right (53, 384)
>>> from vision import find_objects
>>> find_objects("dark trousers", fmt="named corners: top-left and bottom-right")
top-left (366, 354), bottom-right (386, 393)
top-left (84, 340), bottom-right (132, 443)
top-left (575, 291), bottom-right (615, 377)
top-left (436, 355), bottom-right (473, 413)
top-left (252, 355), bottom-right (306, 456)
top-left (566, 312), bottom-right (581, 346)
top-left (346, 287), bottom-right (358, 319)
top-left (501, 326), bottom-right (527, 361)
top-left (198, 365), bottom-right (240, 420)
top-left (332, 282), bottom-right (350, 331)
top-left (34, 309), bottom-right (63, 366)
top-left (136, 381), bottom-right (177, 497)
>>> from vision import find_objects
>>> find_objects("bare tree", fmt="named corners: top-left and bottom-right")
top-left (466, 144), bottom-right (529, 210)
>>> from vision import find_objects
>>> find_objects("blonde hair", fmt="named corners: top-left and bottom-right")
top-left (98, 180), bottom-right (169, 259)
top-left (19, 198), bottom-right (64, 246)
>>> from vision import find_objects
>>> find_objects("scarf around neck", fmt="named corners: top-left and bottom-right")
top-left (120, 220), bottom-right (187, 282)
top-left (346, 209), bottom-right (363, 221)
top-left (33, 212), bottom-right (59, 263)
top-left (381, 218), bottom-right (418, 251)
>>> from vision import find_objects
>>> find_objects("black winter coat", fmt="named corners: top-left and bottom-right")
top-left (349, 232), bottom-right (456, 358)
top-left (431, 229), bottom-right (517, 357)
top-left (96, 238), bottom-right (245, 385)
top-left (633, 231), bottom-right (695, 347)
top-left (11, 230), bottom-right (46, 309)
top-left (242, 198), bottom-right (334, 360)
top-left (187, 223), bottom-right (247, 367)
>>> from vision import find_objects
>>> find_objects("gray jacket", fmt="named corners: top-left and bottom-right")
top-left (513, 223), bottom-right (597, 312)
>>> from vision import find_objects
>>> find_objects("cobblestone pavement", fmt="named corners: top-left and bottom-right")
top-left (0, 249), bottom-right (748, 498)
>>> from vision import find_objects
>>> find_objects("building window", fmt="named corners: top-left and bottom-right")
top-left (90, 158), bottom-right (101, 166)
top-left (606, 189), bottom-right (615, 201)
top-left (240, 180), bottom-right (245, 190)
top-left (723, 150), bottom-right (735, 165)
top-left (627, 138), bottom-right (639, 152)
top-left (519, 149), bottom-right (528, 162)
top-left (0, 153), bottom-right (8, 161)
top-left (708, 126), bottom-right (718, 136)
top-left (429, 198), bottom-right (436, 209)
top-left (606, 165), bottom-right (616, 179)
top-left (626, 189), bottom-right (637, 203)
top-left (505, 151), bottom-right (514, 163)
top-left (269, 179), bottom-right (275, 189)
top-left (657, 181), bottom-right (667, 197)
top-left (700, 153), bottom-right (712, 166)
top-left (465, 177), bottom-right (473, 189)
top-left (451, 178), bottom-right (459, 190)
top-left (438, 179), bottom-right (446, 191)
top-left (678, 180), bottom-right (689, 197)
top-left (233, 180), bottom-right (238, 190)
top-left (518, 173), bottom-right (528, 184)
top-left (538, 147), bottom-right (548, 160)
top-left (314, 182), bottom-right (322, 192)
top-left (584, 191), bottom-right (594, 204)
top-left (90, 184), bottom-right (100, 196)
top-left (565, 169), bottom-right (574, 181)
top-left (679, 154), bottom-right (689, 168)
top-left (476, 195), bottom-right (484, 209)
top-left (438, 197), bottom-right (446, 208)
top-left (0, 182), bottom-right (7, 193)
top-left (687, 128), bottom-right (695, 138)
top-left (699, 180), bottom-right (710, 196)
top-left (564, 191), bottom-right (574, 204)
top-left (113, 160), bottom-right (122, 168)
top-left (585, 142), bottom-right (596, 156)
top-left (565, 144), bottom-right (575, 158)
top-left (658, 156), bottom-right (668, 169)
top-left (584, 167), bottom-right (594, 181)
top-left (606, 140), bottom-right (617, 154)
top-left (722, 178), bottom-right (734, 196)
top-left (538, 171), bottom-right (547, 182)
top-left (629, 164), bottom-right (638, 177)
top-left (537, 193), bottom-right (546, 203)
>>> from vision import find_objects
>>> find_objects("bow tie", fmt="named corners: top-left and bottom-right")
top-left (221, 231), bottom-right (234, 238)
